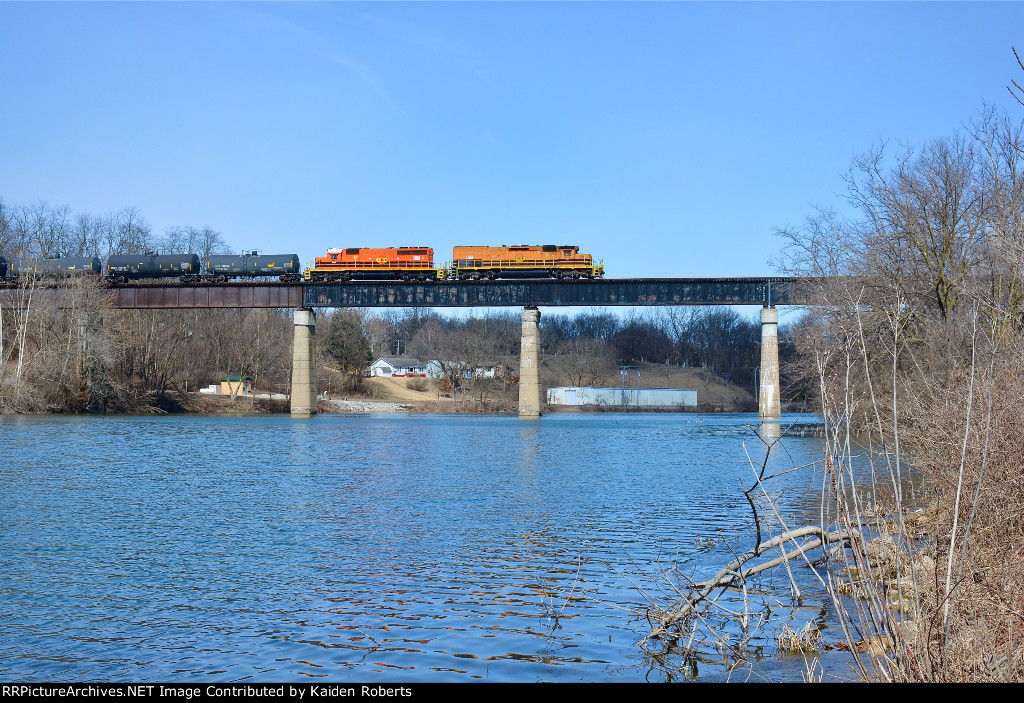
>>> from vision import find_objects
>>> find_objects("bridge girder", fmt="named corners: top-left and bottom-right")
top-left (0, 278), bottom-right (816, 309)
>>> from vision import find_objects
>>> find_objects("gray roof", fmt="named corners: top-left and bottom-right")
top-left (426, 360), bottom-right (509, 369)
top-left (374, 357), bottom-right (425, 367)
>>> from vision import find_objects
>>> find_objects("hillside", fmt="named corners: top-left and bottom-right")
top-left (328, 361), bottom-right (755, 412)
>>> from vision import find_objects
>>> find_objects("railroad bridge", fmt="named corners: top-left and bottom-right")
top-left (1, 277), bottom-right (819, 419)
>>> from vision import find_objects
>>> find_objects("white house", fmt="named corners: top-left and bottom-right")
top-left (468, 361), bottom-right (501, 379)
top-left (425, 360), bottom-right (508, 380)
top-left (370, 357), bottom-right (426, 377)
top-left (424, 360), bottom-right (447, 378)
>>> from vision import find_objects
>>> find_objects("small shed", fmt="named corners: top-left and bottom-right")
top-left (220, 375), bottom-right (253, 396)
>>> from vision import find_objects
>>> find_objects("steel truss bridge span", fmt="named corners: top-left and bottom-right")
top-left (1, 277), bottom-right (816, 309)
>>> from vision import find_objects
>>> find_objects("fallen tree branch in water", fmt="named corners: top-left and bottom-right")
top-left (641, 525), bottom-right (855, 646)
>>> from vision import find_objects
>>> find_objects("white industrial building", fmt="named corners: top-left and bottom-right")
top-left (546, 386), bottom-right (698, 408)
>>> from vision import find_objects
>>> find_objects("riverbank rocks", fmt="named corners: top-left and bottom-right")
top-left (837, 535), bottom-right (937, 615)
top-left (321, 400), bottom-right (412, 413)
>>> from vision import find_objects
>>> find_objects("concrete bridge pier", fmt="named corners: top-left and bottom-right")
top-left (518, 307), bottom-right (542, 418)
top-left (290, 308), bottom-right (318, 417)
top-left (758, 305), bottom-right (781, 420)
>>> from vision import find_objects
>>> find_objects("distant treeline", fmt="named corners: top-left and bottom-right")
top-left (0, 198), bottom-right (231, 260)
top-left (353, 306), bottom-right (796, 395)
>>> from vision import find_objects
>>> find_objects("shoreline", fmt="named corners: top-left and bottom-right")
top-left (0, 395), bottom-right (810, 418)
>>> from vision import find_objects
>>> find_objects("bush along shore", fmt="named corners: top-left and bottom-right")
top-left (638, 103), bottom-right (1024, 682)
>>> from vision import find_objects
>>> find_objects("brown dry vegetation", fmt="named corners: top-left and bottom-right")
top-left (0, 278), bottom-right (295, 413)
top-left (0, 201), bottom-right (297, 413)
top-left (772, 103), bottom-right (1024, 681)
top-left (634, 90), bottom-right (1024, 682)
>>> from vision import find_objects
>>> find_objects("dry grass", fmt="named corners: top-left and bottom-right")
top-left (631, 316), bottom-right (1024, 681)
top-left (810, 307), bottom-right (1024, 682)
top-left (404, 376), bottom-right (429, 392)
top-left (776, 622), bottom-right (823, 654)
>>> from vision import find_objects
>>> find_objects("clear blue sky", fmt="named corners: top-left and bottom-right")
top-left (2, 1), bottom-right (1022, 278)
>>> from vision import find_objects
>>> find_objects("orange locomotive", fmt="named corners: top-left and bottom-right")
top-left (450, 244), bottom-right (603, 280)
top-left (304, 247), bottom-right (443, 282)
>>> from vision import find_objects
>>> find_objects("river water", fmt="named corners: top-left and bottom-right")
top-left (0, 412), bottom-right (856, 682)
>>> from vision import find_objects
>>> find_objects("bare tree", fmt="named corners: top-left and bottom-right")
top-left (552, 335), bottom-right (610, 387)
top-left (1009, 46), bottom-right (1024, 108)
top-left (103, 207), bottom-right (153, 255)
top-left (847, 136), bottom-right (989, 326)
top-left (160, 225), bottom-right (231, 259)
top-left (71, 213), bottom-right (104, 257)
top-left (0, 197), bottom-right (11, 253)
top-left (423, 321), bottom-right (497, 410)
